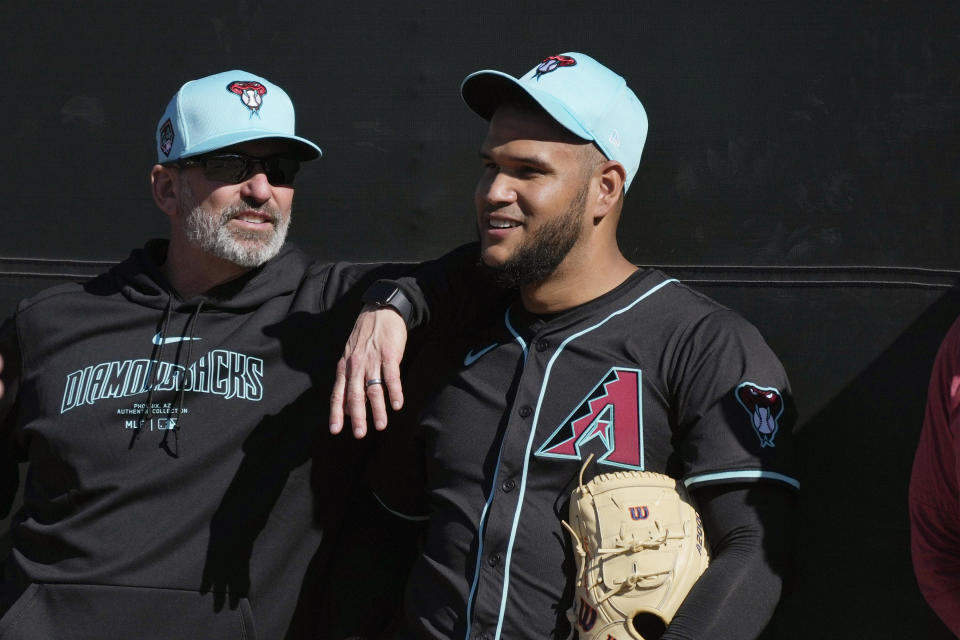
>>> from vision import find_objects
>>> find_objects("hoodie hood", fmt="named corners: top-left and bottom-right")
top-left (111, 239), bottom-right (315, 312)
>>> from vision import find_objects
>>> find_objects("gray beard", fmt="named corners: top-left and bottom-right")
top-left (179, 184), bottom-right (290, 268)
top-left (479, 185), bottom-right (586, 288)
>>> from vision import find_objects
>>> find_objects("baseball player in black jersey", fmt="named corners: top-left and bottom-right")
top-left (332, 52), bottom-right (798, 640)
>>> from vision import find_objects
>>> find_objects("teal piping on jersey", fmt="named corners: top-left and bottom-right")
top-left (685, 469), bottom-right (800, 490)
top-left (492, 278), bottom-right (679, 640)
top-left (371, 490), bottom-right (430, 522)
top-left (464, 306), bottom-right (528, 640)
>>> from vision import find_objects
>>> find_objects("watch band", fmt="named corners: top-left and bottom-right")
top-left (361, 281), bottom-right (413, 324)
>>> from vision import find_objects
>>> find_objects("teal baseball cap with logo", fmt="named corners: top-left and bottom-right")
top-left (155, 70), bottom-right (321, 163)
top-left (461, 52), bottom-right (647, 191)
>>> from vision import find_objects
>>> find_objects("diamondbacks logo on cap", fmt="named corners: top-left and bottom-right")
top-left (534, 54), bottom-right (576, 79)
top-left (735, 382), bottom-right (783, 448)
top-left (608, 129), bottom-right (621, 149)
top-left (226, 80), bottom-right (267, 118)
top-left (159, 118), bottom-right (175, 157)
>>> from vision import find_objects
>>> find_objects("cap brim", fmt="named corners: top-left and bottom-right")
top-left (460, 70), bottom-right (594, 143)
top-left (181, 132), bottom-right (322, 161)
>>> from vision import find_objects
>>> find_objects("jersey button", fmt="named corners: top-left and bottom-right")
top-left (488, 552), bottom-right (503, 567)
top-left (502, 479), bottom-right (516, 492)
top-left (518, 405), bottom-right (533, 418)
top-left (536, 339), bottom-right (550, 352)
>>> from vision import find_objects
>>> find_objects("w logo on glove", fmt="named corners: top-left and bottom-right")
top-left (629, 506), bottom-right (650, 520)
top-left (577, 598), bottom-right (598, 631)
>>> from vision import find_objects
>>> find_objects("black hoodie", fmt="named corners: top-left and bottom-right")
top-left (0, 240), bottom-right (418, 639)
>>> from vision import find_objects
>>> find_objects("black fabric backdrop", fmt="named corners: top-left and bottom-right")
top-left (2, 1), bottom-right (959, 636)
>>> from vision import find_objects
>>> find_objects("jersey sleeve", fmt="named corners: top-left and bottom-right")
top-left (672, 308), bottom-right (799, 492)
top-left (313, 243), bottom-right (508, 336)
top-left (909, 318), bottom-right (960, 635)
top-left (314, 261), bottom-right (418, 319)
top-left (363, 243), bottom-right (513, 336)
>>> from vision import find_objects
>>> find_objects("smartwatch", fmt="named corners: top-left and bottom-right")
top-left (360, 281), bottom-right (413, 324)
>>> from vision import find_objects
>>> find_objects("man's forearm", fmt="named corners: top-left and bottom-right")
top-left (663, 483), bottom-right (796, 639)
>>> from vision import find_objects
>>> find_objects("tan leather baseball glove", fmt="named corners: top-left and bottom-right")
top-left (563, 459), bottom-right (709, 639)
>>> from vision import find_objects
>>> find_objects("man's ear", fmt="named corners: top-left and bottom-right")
top-left (151, 164), bottom-right (179, 217)
top-left (593, 160), bottom-right (626, 222)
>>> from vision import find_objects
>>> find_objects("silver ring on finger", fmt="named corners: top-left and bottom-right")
top-left (365, 378), bottom-right (384, 388)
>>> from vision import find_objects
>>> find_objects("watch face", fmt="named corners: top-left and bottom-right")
top-left (363, 282), bottom-right (399, 305)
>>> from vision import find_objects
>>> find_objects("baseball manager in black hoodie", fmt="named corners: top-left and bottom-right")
top-left (0, 70), bottom-right (422, 639)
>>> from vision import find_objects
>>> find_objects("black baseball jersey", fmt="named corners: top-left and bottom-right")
top-left (373, 268), bottom-right (798, 640)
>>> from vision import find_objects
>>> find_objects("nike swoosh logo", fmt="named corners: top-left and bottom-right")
top-left (152, 332), bottom-right (202, 346)
top-left (464, 342), bottom-right (498, 366)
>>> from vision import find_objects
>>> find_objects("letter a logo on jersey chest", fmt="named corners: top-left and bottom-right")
top-left (535, 367), bottom-right (644, 470)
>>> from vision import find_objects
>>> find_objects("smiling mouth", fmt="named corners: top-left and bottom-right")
top-left (231, 212), bottom-right (276, 225)
top-left (488, 219), bottom-right (521, 229)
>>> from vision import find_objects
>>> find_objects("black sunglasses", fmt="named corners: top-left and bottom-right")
top-left (169, 153), bottom-right (300, 186)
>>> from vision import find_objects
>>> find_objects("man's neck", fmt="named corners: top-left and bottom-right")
top-left (162, 240), bottom-right (252, 299)
top-left (519, 250), bottom-right (638, 315)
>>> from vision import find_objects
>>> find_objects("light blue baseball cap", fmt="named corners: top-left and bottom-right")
top-left (155, 70), bottom-right (321, 163)
top-left (461, 52), bottom-right (647, 191)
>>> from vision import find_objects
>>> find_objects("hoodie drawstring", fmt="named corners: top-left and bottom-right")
top-left (130, 296), bottom-right (203, 457)
top-left (129, 296), bottom-right (174, 450)
top-left (158, 299), bottom-right (204, 458)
